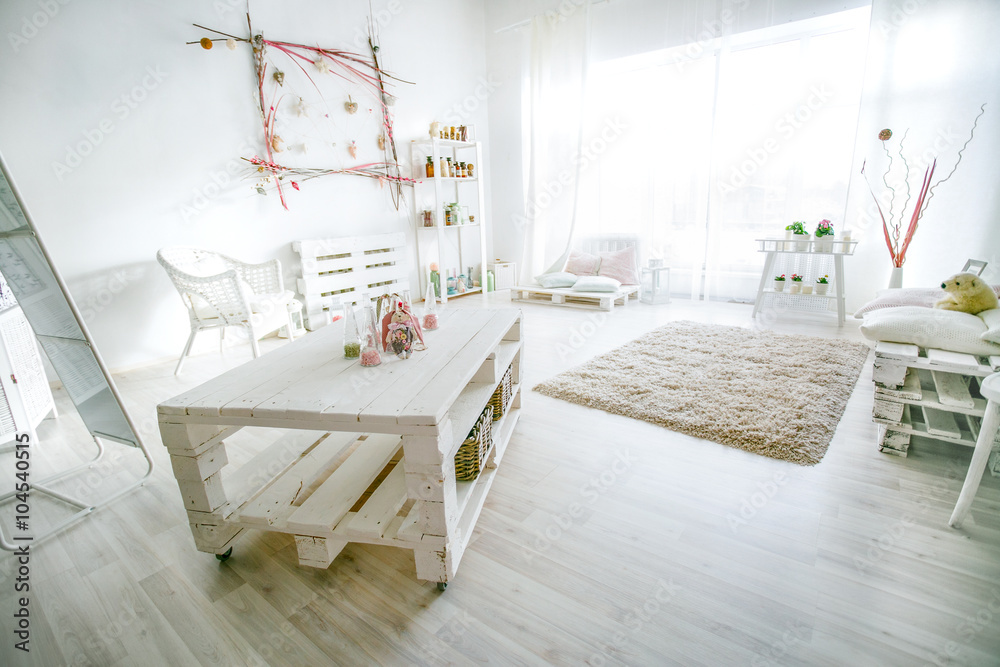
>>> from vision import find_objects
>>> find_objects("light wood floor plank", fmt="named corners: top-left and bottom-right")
top-left (2, 296), bottom-right (999, 665)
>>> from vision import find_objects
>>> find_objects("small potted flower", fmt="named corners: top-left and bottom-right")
top-left (813, 219), bottom-right (834, 252)
top-left (785, 221), bottom-right (810, 251)
top-left (815, 274), bottom-right (830, 295)
top-left (788, 273), bottom-right (803, 294)
top-left (773, 274), bottom-right (786, 292)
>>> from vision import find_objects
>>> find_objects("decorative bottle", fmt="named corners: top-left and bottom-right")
top-left (360, 305), bottom-right (382, 367)
top-left (343, 301), bottom-right (360, 358)
top-left (421, 279), bottom-right (439, 330)
top-left (425, 156), bottom-right (434, 178)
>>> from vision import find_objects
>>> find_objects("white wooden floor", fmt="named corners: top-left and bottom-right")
top-left (2, 294), bottom-right (998, 666)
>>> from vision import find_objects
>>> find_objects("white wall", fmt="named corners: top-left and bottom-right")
top-left (844, 0), bottom-right (1000, 305)
top-left (0, 0), bottom-right (490, 370)
top-left (484, 0), bottom-right (1000, 308)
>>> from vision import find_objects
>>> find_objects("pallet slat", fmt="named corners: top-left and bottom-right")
top-left (285, 433), bottom-right (402, 534)
top-left (342, 463), bottom-right (407, 539)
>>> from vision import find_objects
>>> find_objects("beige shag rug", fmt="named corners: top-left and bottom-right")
top-left (533, 321), bottom-right (871, 465)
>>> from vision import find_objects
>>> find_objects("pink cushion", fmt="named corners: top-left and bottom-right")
top-left (854, 285), bottom-right (1000, 318)
top-left (598, 247), bottom-right (640, 285)
top-left (564, 249), bottom-right (601, 276)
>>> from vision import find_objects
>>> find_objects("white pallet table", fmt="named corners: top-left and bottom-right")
top-left (871, 341), bottom-right (1000, 474)
top-left (751, 237), bottom-right (858, 325)
top-left (511, 284), bottom-right (639, 312)
top-left (292, 233), bottom-right (410, 331)
top-left (158, 307), bottom-right (523, 589)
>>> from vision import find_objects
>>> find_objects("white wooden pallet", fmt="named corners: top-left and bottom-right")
top-left (292, 233), bottom-right (410, 331)
top-left (158, 308), bottom-right (524, 588)
top-left (511, 284), bottom-right (639, 312)
top-left (871, 341), bottom-right (1000, 474)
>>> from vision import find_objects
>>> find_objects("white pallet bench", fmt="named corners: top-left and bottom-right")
top-left (158, 308), bottom-right (524, 589)
top-left (511, 284), bottom-right (640, 312)
top-left (293, 232), bottom-right (410, 331)
top-left (871, 341), bottom-right (1000, 474)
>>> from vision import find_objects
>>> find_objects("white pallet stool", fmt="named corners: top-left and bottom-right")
top-left (949, 373), bottom-right (1000, 528)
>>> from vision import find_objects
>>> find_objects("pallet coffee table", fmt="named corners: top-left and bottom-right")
top-left (157, 307), bottom-right (523, 589)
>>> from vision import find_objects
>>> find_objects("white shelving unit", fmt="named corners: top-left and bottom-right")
top-left (410, 138), bottom-right (488, 303)
top-left (751, 237), bottom-right (858, 325)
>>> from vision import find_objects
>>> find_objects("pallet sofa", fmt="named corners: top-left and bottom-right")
top-left (511, 234), bottom-right (642, 312)
top-left (292, 232), bottom-right (410, 331)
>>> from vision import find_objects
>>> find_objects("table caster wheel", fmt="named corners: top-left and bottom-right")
top-left (437, 582), bottom-right (447, 592)
top-left (216, 548), bottom-right (232, 561)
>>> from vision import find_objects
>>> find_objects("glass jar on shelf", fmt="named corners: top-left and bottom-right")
top-left (425, 156), bottom-right (434, 178)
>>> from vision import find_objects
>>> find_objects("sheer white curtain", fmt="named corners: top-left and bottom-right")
top-left (574, 6), bottom-right (871, 301)
top-left (518, 7), bottom-right (591, 282)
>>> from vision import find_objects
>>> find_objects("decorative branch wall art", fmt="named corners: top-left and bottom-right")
top-left (860, 103), bottom-right (986, 269)
top-left (188, 12), bottom-right (415, 210)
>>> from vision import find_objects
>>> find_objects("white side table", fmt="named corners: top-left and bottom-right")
top-left (949, 372), bottom-right (1000, 528)
top-left (641, 266), bottom-right (671, 304)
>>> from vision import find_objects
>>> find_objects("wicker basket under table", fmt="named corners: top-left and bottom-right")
top-left (455, 405), bottom-right (494, 481)
top-left (490, 364), bottom-right (513, 422)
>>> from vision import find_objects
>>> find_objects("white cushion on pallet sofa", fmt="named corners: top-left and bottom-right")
top-left (573, 276), bottom-right (621, 292)
top-left (860, 306), bottom-right (1000, 356)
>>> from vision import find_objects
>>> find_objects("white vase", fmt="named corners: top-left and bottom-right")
top-left (815, 236), bottom-right (833, 253)
top-left (802, 285), bottom-right (813, 294)
top-left (773, 280), bottom-right (785, 292)
top-left (815, 283), bottom-right (829, 295)
top-left (789, 282), bottom-right (802, 294)
top-left (888, 267), bottom-right (903, 289)
top-left (794, 233), bottom-right (810, 252)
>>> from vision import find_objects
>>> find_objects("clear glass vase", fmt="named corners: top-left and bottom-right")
top-left (342, 301), bottom-right (360, 358)
top-left (360, 305), bottom-right (382, 367)
top-left (421, 279), bottom-right (439, 330)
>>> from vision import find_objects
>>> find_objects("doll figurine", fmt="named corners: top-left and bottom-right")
top-left (386, 307), bottom-right (415, 359)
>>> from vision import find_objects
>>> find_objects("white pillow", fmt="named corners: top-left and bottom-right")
top-left (979, 308), bottom-right (1000, 345)
top-left (853, 288), bottom-right (944, 318)
top-left (572, 276), bottom-right (621, 292)
top-left (535, 272), bottom-right (578, 289)
top-left (860, 306), bottom-right (1000, 356)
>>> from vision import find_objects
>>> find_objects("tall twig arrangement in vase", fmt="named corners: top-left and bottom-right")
top-left (860, 104), bottom-right (986, 270)
top-left (187, 11), bottom-right (415, 210)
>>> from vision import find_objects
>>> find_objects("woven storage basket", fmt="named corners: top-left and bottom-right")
top-left (489, 364), bottom-right (513, 422)
top-left (455, 405), bottom-right (494, 481)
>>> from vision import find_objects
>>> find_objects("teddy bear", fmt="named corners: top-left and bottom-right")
top-left (934, 272), bottom-right (999, 314)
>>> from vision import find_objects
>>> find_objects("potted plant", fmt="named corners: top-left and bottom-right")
top-left (788, 273), bottom-right (803, 294)
top-left (773, 274), bottom-right (786, 292)
top-left (786, 221), bottom-right (810, 251)
top-left (815, 274), bottom-right (830, 295)
top-left (814, 219), bottom-right (834, 252)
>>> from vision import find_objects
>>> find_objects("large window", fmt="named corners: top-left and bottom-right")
top-left (576, 7), bottom-right (870, 301)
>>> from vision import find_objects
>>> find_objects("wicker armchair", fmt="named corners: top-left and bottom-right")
top-left (157, 247), bottom-right (300, 375)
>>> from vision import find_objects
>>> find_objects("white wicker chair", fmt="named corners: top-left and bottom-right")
top-left (157, 247), bottom-right (301, 375)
